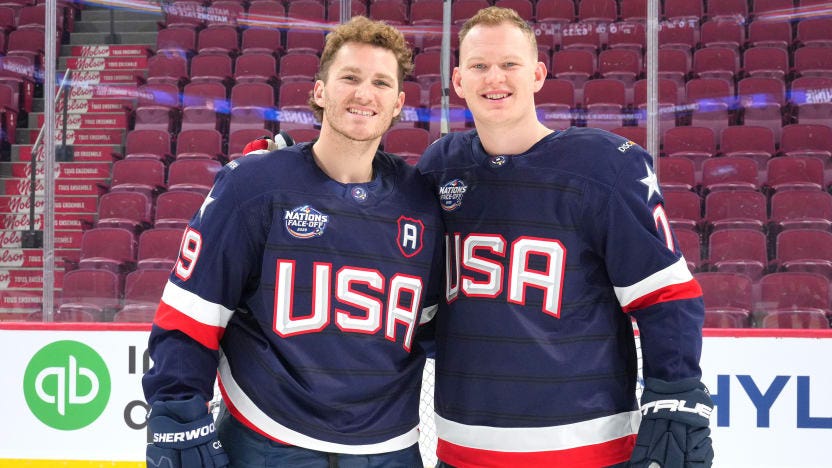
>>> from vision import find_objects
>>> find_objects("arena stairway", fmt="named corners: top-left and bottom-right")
top-left (0, 6), bottom-right (158, 319)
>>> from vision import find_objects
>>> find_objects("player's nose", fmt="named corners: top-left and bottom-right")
top-left (353, 81), bottom-right (374, 102)
top-left (483, 65), bottom-right (506, 85)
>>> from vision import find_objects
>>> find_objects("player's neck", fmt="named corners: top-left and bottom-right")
top-left (312, 129), bottom-right (378, 184)
top-left (476, 120), bottom-right (553, 156)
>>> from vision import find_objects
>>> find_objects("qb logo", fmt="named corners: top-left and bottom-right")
top-left (23, 340), bottom-right (111, 430)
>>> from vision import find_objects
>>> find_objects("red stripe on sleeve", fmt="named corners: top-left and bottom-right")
top-left (437, 435), bottom-right (635, 468)
top-left (154, 301), bottom-right (225, 350)
top-left (622, 279), bottom-right (703, 313)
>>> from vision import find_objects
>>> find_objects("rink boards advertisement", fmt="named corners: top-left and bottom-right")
top-left (0, 324), bottom-right (830, 467)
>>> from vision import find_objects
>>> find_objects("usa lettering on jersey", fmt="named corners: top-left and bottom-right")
top-left (445, 233), bottom-right (566, 317)
top-left (273, 260), bottom-right (424, 351)
top-left (171, 224), bottom-right (425, 352)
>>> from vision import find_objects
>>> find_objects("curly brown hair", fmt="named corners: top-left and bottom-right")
top-left (458, 6), bottom-right (538, 56)
top-left (308, 16), bottom-right (414, 123)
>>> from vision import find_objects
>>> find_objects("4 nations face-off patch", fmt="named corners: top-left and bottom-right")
top-left (438, 178), bottom-right (468, 212)
top-left (284, 205), bottom-right (330, 239)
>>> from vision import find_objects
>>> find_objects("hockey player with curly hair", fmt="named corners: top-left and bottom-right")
top-left (143, 16), bottom-right (443, 468)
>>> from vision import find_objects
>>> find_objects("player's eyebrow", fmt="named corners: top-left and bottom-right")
top-left (462, 53), bottom-right (526, 63)
top-left (338, 65), bottom-right (396, 83)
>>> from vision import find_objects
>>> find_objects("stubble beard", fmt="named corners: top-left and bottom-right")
top-left (326, 106), bottom-right (388, 144)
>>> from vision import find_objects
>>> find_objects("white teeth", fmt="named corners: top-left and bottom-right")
top-left (349, 108), bottom-right (373, 117)
top-left (485, 93), bottom-right (508, 100)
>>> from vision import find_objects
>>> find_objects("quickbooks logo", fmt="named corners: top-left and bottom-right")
top-left (23, 340), bottom-right (111, 430)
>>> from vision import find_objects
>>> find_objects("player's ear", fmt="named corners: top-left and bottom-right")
top-left (392, 89), bottom-right (405, 118)
top-left (533, 60), bottom-right (547, 92)
top-left (452, 67), bottom-right (465, 100)
top-left (312, 79), bottom-right (326, 108)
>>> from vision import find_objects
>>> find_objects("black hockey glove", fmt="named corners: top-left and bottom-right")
top-left (629, 378), bottom-right (714, 468)
top-left (146, 395), bottom-right (229, 468)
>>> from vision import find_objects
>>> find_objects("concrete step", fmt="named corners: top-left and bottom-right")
top-left (0, 246), bottom-right (79, 271)
top-left (0, 288), bottom-right (49, 314)
top-left (12, 144), bottom-right (122, 162)
top-left (0, 211), bottom-right (95, 230)
top-left (61, 43), bottom-right (153, 57)
top-left (0, 192), bottom-right (98, 209)
top-left (29, 112), bottom-right (130, 131)
top-left (0, 267), bottom-right (65, 289)
top-left (0, 247), bottom-right (48, 268)
top-left (69, 31), bottom-right (157, 46)
top-left (36, 83), bottom-right (146, 117)
top-left (17, 128), bottom-right (125, 145)
top-left (73, 19), bottom-right (160, 33)
top-left (0, 177), bottom-right (108, 197)
top-left (80, 8), bottom-right (162, 23)
top-left (34, 96), bottom-right (137, 115)
top-left (56, 69), bottom-right (145, 90)
top-left (0, 245), bottom-right (80, 267)
top-left (0, 227), bottom-right (83, 249)
top-left (59, 55), bottom-right (149, 70)
top-left (0, 7), bottom-right (157, 319)
top-left (67, 44), bottom-right (153, 57)
top-left (1, 161), bottom-right (112, 179)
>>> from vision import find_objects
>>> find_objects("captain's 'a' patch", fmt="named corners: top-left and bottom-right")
top-left (397, 216), bottom-right (424, 258)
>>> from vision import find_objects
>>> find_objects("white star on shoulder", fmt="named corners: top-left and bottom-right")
top-left (198, 187), bottom-right (215, 219)
top-left (639, 162), bottom-right (662, 203)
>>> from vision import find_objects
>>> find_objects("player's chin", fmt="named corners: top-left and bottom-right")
top-left (474, 102), bottom-right (512, 119)
top-left (344, 126), bottom-right (385, 142)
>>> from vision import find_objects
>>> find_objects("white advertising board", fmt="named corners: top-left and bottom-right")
top-left (0, 325), bottom-right (830, 467)
top-left (703, 330), bottom-right (832, 468)
top-left (0, 324), bottom-right (150, 466)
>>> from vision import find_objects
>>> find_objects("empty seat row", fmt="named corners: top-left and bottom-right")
top-left (49, 267), bottom-right (169, 322)
top-left (135, 79), bottom-right (323, 135)
top-left (97, 189), bottom-right (206, 232)
top-left (661, 154), bottom-right (832, 194)
top-left (665, 188), bottom-right (832, 233)
top-left (662, 124), bottom-right (832, 160)
top-left (162, 0), bottom-right (368, 29)
top-left (130, 77), bottom-right (829, 145)
top-left (123, 123), bottom-right (422, 168)
top-left (156, 3), bottom-right (832, 55)
top-left (157, 0), bottom-right (832, 31)
top-left (677, 228), bottom-right (832, 280)
top-left (109, 157), bottom-right (221, 199)
top-left (54, 230), bottom-right (832, 326)
top-left (159, 0), bottom-right (611, 30)
top-left (124, 128), bottom-right (272, 161)
top-left (697, 271), bottom-right (831, 329)
top-left (73, 226), bottom-right (185, 274)
top-left (120, 125), bottom-right (830, 173)
top-left (157, 24), bottom-right (328, 57)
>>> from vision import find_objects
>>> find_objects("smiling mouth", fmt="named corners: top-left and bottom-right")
top-left (483, 93), bottom-right (510, 100)
top-left (348, 108), bottom-right (375, 117)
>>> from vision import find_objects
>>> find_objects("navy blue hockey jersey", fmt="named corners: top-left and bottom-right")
top-left (142, 143), bottom-right (444, 454)
top-left (417, 128), bottom-right (705, 467)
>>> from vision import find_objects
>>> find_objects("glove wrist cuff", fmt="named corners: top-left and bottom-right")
top-left (640, 378), bottom-right (714, 428)
top-left (149, 412), bottom-right (218, 449)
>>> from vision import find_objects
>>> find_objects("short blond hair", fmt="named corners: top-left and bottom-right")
top-left (308, 16), bottom-right (413, 123)
top-left (458, 6), bottom-right (538, 56)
